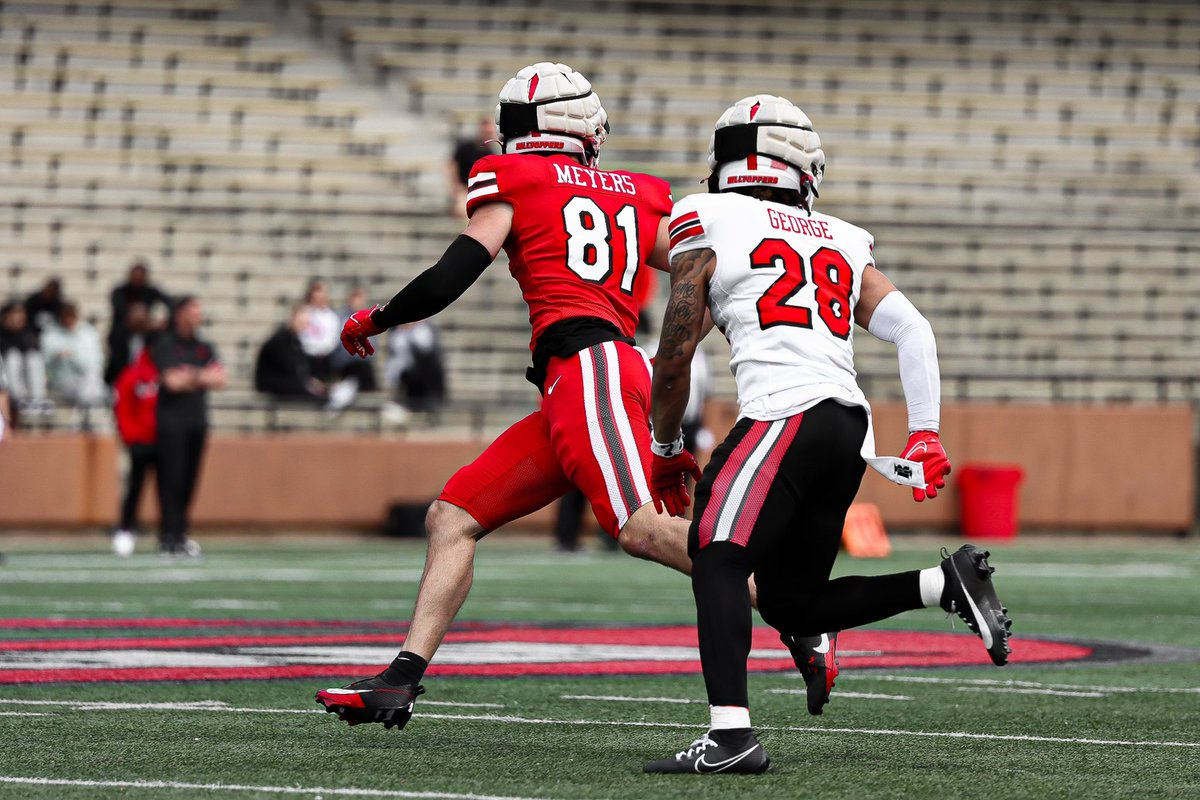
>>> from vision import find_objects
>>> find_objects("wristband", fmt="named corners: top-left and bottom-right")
top-left (651, 434), bottom-right (685, 458)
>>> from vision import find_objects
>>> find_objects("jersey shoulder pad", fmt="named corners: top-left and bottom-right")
top-left (465, 154), bottom-right (536, 215)
top-left (667, 192), bottom-right (717, 254)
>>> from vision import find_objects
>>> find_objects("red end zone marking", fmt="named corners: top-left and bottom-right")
top-left (0, 633), bottom-right (414, 652)
top-left (0, 618), bottom-right (414, 630)
top-left (0, 635), bottom-right (1089, 685)
top-left (0, 621), bottom-right (1093, 684)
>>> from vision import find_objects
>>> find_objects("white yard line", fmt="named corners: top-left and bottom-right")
top-left (0, 777), bottom-right (560, 800)
top-left (998, 564), bottom-right (1193, 579)
top-left (858, 675), bottom-right (1200, 694)
top-left (957, 687), bottom-right (1105, 698)
top-left (4, 698), bottom-right (1196, 749)
top-left (414, 712), bottom-right (1200, 748)
top-left (0, 711), bottom-right (51, 717)
top-left (0, 699), bottom-right (503, 711)
top-left (560, 694), bottom-right (700, 704)
top-left (0, 569), bottom-right (426, 584)
top-left (765, 689), bottom-right (914, 701)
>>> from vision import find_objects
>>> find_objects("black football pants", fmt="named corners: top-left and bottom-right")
top-left (688, 400), bottom-right (924, 709)
top-left (156, 425), bottom-right (208, 551)
top-left (118, 443), bottom-right (157, 533)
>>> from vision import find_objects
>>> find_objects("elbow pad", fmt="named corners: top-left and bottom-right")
top-left (867, 291), bottom-right (941, 432)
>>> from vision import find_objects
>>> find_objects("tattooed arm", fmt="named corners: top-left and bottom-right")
top-left (651, 247), bottom-right (717, 446)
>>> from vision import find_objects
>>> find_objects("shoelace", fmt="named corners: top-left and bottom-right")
top-left (939, 547), bottom-right (960, 631)
top-left (676, 733), bottom-right (718, 761)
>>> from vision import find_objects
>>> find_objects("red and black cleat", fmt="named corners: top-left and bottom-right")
top-left (315, 674), bottom-right (425, 730)
top-left (781, 631), bottom-right (839, 715)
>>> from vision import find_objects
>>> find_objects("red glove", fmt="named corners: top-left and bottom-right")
top-left (341, 306), bottom-right (383, 358)
top-left (900, 430), bottom-right (951, 502)
top-left (650, 440), bottom-right (703, 517)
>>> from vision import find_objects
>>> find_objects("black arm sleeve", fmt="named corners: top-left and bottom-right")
top-left (370, 235), bottom-right (493, 330)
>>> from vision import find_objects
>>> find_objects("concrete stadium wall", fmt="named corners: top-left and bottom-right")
top-left (0, 403), bottom-right (1193, 532)
top-left (706, 402), bottom-right (1195, 532)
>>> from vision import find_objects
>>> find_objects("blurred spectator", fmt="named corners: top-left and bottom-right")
top-left (111, 260), bottom-right (171, 325)
top-left (105, 300), bottom-right (153, 386)
top-left (385, 320), bottom-right (446, 413)
top-left (333, 286), bottom-right (378, 394)
top-left (255, 305), bottom-right (326, 403)
top-left (448, 116), bottom-right (500, 217)
top-left (41, 302), bottom-right (105, 406)
top-left (24, 277), bottom-right (64, 336)
top-left (0, 301), bottom-right (49, 412)
top-left (111, 349), bottom-right (160, 557)
top-left (301, 279), bottom-right (376, 412)
top-left (0, 351), bottom-right (12, 441)
top-left (298, 278), bottom-right (342, 379)
top-left (151, 296), bottom-right (226, 557)
top-left (109, 260), bottom-right (170, 351)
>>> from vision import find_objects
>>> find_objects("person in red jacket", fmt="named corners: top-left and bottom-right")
top-left (111, 349), bottom-right (159, 556)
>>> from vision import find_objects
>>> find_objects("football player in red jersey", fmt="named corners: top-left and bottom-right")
top-left (316, 63), bottom-right (721, 729)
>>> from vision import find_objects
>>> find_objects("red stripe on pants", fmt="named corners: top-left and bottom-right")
top-left (697, 420), bottom-right (770, 548)
top-left (729, 414), bottom-right (804, 546)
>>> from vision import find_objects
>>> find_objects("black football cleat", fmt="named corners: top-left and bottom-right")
top-left (644, 728), bottom-right (770, 774)
top-left (315, 674), bottom-right (425, 729)
top-left (780, 632), bottom-right (839, 715)
top-left (940, 544), bottom-right (1013, 666)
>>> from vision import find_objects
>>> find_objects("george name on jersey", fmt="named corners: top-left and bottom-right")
top-left (767, 207), bottom-right (833, 240)
top-left (554, 163), bottom-right (638, 196)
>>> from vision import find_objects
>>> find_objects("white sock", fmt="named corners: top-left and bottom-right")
top-left (709, 705), bottom-right (751, 731)
top-left (919, 566), bottom-right (945, 608)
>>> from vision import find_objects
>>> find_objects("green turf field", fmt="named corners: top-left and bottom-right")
top-left (0, 534), bottom-right (1197, 799)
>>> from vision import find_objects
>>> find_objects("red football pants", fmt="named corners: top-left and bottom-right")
top-left (439, 341), bottom-right (654, 537)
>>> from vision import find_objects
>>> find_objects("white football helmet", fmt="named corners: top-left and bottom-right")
top-left (496, 62), bottom-right (609, 167)
top-left (707, 95), bottom-right (825, 210)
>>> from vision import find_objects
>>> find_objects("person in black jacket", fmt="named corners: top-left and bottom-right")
top-left (110, 262), bottom-right (171, 336)
top-left (105, 301), bottom-right (153, 386)
top-left (255, 305), bottom-right (326, 403)
top-left (151, 296), bottom-right (225, 557)
top-left (24, 278), bottom-right (64, 336)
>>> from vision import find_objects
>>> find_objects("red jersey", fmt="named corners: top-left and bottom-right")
top-left (113, 349), bottom-right (159, 446)
top-left (465, 153), bottom-right (673, 351)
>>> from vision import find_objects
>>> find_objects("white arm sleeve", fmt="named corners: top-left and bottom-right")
top-left (867, 291), bottom-right (941, 433)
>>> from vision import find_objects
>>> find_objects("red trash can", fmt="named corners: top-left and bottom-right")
top-left (958, 464), bottom-right (1025, 539)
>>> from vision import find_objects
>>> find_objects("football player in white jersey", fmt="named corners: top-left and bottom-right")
top-left (643, 96), bottom-right (1012, 774)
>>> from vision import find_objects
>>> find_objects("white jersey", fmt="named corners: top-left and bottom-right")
top-left (668, 192), bottom-right (873, 421)
top-left (667, 191), bottom-right (925, 488)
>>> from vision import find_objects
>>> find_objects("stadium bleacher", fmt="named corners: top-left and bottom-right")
top-left (2, 0), bottom-right (1197, 437)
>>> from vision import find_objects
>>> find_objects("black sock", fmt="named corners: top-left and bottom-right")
top-left (759, 570), bottom-right (924, 636)
top-left (692, 543), bottom-right (754, 709)
top-left (711, 728), bottom-right (756, 744)
top-left (382, 651), bottom-right (428, 685)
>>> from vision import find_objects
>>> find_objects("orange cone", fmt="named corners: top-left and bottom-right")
top-left (842, 502), bottom-right (891, 558)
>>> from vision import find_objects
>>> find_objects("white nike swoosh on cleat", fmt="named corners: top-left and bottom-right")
top-left (813, 634), bottom-right (830, 655)
top-left (323, 688), bottom-right (369, 695)
top-left (955, 570), bottom-right (994, 650)
top-left (694, 745), bottom-right (761, 773)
